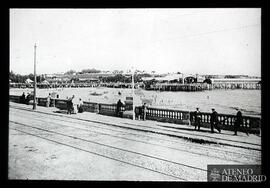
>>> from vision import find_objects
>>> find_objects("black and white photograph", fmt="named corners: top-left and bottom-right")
top-left (8, 8), bottom-right (262, 181)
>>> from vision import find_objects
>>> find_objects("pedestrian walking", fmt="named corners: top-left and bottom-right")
top-left (234, 108), bottom-right (249, 136)
top-left (71, 95), bottom-right (77, 114)
top-left (135, 106), bottom-right (140, 120)
top-left (210, 108), bottom-right (221, 133)
top-left (142, 103), bottom-right (147, 121)
top-left (67, 95), bottom-right (74, 114)
top-left (78, 98), bottom-right (84, 113)
top-left (194, 108), bottom-right (201, 131)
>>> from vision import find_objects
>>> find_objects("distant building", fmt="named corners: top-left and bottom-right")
top-left (75, 72), bottom-right (114, 82)
top-left (141, 73), bottom-right (205, 84)
top-left (211, 78), bottom-right (261, 84)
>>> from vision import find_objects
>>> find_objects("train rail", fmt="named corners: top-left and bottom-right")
top-left (9, 105), bottom-right (261, 180)
top-left (10, 104), bottom-right (261, 150)
top-left (10, 107), bottom-right (260, 163)
top-left (10, 120), bottom-right (204, 181)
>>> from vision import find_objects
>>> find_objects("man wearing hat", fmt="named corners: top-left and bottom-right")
top-left (210, 108), bottom-right (221, 133)
top-left (194, 107), bottom-right (201, 131)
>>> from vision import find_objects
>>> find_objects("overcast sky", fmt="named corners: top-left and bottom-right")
top-left (10, 8), bottom-right (261, 76)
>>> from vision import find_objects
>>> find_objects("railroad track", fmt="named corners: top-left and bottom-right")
top-left (9, 105), bottom-right (261, 180)
top-left (10, 104), bottom-right (261, 150)
top-left (10, 107), bottom-right (261, 163)
top-left (10, 120), bottom-right (206, 181)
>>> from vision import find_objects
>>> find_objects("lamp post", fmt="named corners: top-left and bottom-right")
top-left (33, 43), bottom-right (37, 110)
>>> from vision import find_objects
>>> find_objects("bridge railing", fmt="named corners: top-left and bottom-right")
top-left (98, 103), bottom-right (125, 117)
top-left (82, 101), bottom-right (99, 113)
top-left (9, 95), bottom-right (21, 103)
top-left (135, 106), bottom-right (190, 125)
top-left (190, 112), bottom-right (261, 134)
top-left (54, 99), bottom-right (68, 110)
top-left (37, 97), bottom-right (47, 106)
top-left (10, 94), bottom-right (261, 134)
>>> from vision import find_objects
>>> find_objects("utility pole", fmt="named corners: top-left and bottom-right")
top-left (182, 73), bottom-right (184, 85)
top-left (132, 68), bottom-right (135, 120)
top-left (33, 43), bottom-right (37, 110)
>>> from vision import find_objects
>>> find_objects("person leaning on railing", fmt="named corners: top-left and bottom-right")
top-left (116, 99), bottom-right (124, 118)
top-left (20, 92), bottom-right (26, 104)
top-left (234, 108), bottom-right (249, 136)
top-left (25, 93), bottom-right (32, 105)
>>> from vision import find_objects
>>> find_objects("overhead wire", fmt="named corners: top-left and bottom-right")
top-left (150, 23), bottom-right (260, 45)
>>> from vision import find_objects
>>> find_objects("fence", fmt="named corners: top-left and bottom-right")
top-left (98, 103), bottom-right (125, 117)
top-left (9, 95), bottom-right (21, 103)
top-left (190, 112), bottom-right (261, 134)
top-left (82, 101), bottom-right (99, 113)
top-left (9, 95), bottom-right (261, 134)
top-left (136, 107), bottom-right (191, 125)
top-left (54, 99), bottom-right (68, 110)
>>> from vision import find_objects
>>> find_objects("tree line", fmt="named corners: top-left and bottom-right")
top-left (65, 68), bottom-right (101, 75)
top-left (101, 73), bottom-right (152, 83)
top-left (9, 71), bottom-right (45, 83)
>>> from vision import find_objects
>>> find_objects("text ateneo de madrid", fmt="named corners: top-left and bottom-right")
top-left (221, 168), bottom-right (266, 182)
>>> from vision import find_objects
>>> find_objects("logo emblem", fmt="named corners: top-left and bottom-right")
top-left (209, 168), bottom-right (221, 181)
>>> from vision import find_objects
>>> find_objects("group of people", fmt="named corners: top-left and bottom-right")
top-left (66, 95), bottom-right (84, 114)
top-left (18, 92), bottom-right (249, 136)
top-left (193, 107), bottom-right (248, 136)
top-left (20, 92), bottom-right (33, 105)
top-left (116, 99), bottom-right (147, 120)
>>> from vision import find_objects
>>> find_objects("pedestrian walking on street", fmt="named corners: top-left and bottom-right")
top-left (210, 108), bottom-right (221, 133)
top-left (142, 103), bottom-right (147, 121)
top-left (194, 108), bottom-right (201, 131)
top-left (234, 108), bottom-right (249, 136)
top-left (71, 95), bottom-right (77, 114)
top-left (67, 96), bottom-right (74, 114)
top-left (78, 98), bottom-right (84, 113)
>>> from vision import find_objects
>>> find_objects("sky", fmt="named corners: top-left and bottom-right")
top-left (10, 8), bottom-right (261, 76)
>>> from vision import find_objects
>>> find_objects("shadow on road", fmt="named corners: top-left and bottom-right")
top-left (158, 124), bottom-right (234, 136)
top-left (53, 110), bottom-right (67, 114)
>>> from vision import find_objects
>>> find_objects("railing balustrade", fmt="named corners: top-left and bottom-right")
top-left (82, 102), bottom-right (99, 113)
top-left (9, 94), bottom-right (261, 134)
top-left (190, 112), bottom-right (261, 133)
top-left (98, 103), bottom-right (125, 116)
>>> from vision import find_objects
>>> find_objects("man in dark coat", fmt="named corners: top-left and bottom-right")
top-left (67, 96), bottom-right (73, 114)
top-left (194, 108), bottom-right (201, 131)
top-left (78, 98), bottom-right (84, 113)
top-left (116, 99), bottom-right (123, 117)
top-left (234, 108), bottom-right (242, 135)
top-left (20, 92), bottom-right (26, 104)
top-left (234, 108), bottom-right (249, 136)
top-left (210, 108), bottom-right (221, 133)
top-left (142, 103), bottom-right (147, 121)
